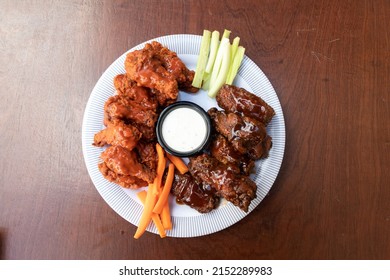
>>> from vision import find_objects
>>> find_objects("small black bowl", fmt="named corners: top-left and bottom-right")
top-left (156, 101), bottom-right (212, 157)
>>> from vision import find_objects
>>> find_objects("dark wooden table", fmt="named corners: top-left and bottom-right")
top-left (1, 0), bottom-right (389, 260)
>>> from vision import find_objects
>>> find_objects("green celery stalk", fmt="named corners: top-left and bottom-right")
top-left (230, 36), bottom-right (240, 61)
top-left (209, 38), bottom-right (229, 90)
top-left (208, 40), bottom-right (231, 98)
top-left (226, 46), bottom-right (245, 85)
top-left (205, 30), bottom-right (220, 74)
top-left (192, 30), bottom-right (211, 88)
top-left (202, 72), bottom-right (211, 90)
top-left (222, 29), bottom-right (231, 40)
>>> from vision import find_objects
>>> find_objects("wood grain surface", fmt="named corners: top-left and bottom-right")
top-left (0, 0), bottom-right (389, 260)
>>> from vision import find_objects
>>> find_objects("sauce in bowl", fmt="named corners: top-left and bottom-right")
top-left (156, 101), bottom-right (211, 157)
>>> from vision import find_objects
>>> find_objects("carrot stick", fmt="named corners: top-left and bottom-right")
top-left (133, 180), bottom-right (158, 239)
top-left (160, 200), bottom-right (172, 230)
top-left (154, 143), bottom-right (166, 195)
top-left (166, 153), bottom-right (189, 174)
top-left (137, 190), bottom-right (166, 238)
top-left (153, 163), bottom-right (175, 214)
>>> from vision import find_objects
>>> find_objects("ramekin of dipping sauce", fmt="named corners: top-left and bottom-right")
top-left (156, 101), bottom-right (212, 157)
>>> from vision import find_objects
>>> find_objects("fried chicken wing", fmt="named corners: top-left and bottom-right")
top-left (208, 108), bottom-right (267, 154)
top-left (98, 161), bottom-right (147, 189)
top-left (216, 85), bottom-right (275, 126)
top-left (113, 74), bottom-right (158, 110)
top-left (134, 141), bottom-right (158, 172)
top-left (132, 123), bottom-right (156, 141)
top-left (104, 94), bottom-right (157, 128)
top-left (113, 74), bottom-right (136, 95)
top-left (210, 134), bottom-right (255, 175)
top-left (247, 134), bottom-right (273, 160)
top-left (125, 43), bottom-right (178, 105)
top-left (93, 121), bottom-right (141, 151)
top-left (125, 41), bottom-right (198, 107)
top-left (100, 145), bottom-right (155, 183)
top-left (170, 171), bottom-right (219, 213)
top-left (189, 154), bottom-right (257, 212)
top-left (148, 41), bottom-right (198, 93)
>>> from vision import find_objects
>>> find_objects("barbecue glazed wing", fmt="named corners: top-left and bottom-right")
top-left (189, 154), bottom-right (257, 212)
top-left (100, 145), bottom-right (155, 183)
top-left (98, 161), bottom-right (147, 189)
top-left (208, 108), bottom-right (267, 154)
top-left (210, 134), bottom-right (255, 175)
top-left (216, 85), bottom-right (275, 126)
top-left (93, 121), bottom-right (141, 151)
top-left (247, 134), bottom-right (273, 160)
top-left (170, 171), bottom-right (218, 213)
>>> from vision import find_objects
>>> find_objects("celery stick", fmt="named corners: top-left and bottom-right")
top-left (230, 36), bottom-right (240, 61)
top-left (202, 72), bottom-right (211, 90)
top-left (208, 41), bottom-right (231, 98)
top-left (192, 30), bottom-right (211, 88)
top-left (205, 30), bottom-right (220, 74)
top-left (226, 46), bottom-right (245, 85)
top-left (209, 38), bottom-right (229, 90)
top-left (222, 29), bottom-right (231, 40)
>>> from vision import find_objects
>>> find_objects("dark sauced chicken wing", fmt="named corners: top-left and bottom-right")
top-left (189, 154), bottom-right (257, 212)
top-left (208, 108), bottom-right (267, 155)
top-left (93, 121), bottom-right (141, 151)
top-left (100, 145), bottom-right (156, 184)
top-left (170, 171), bottom-right (219, 213)
top-left (216, 84), bottom-right (275, 126)
top-left (210, 134), bottom-right (255, 175)
top-left (247, 134), bottom-right (273, 160)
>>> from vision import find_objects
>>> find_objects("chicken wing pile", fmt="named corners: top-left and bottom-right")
top-left (180, 85), bottom-right (275, 212)
top-left (92, 41), bottom-right (275, 214)
top-left (93, 41), bottom-right (197, 189)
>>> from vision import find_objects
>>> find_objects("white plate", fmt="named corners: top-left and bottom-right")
top-left (82, 34), bottom-right (286, 237)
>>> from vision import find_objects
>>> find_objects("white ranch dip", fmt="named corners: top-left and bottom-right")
top-left (161, 107), bottom-right (208, 153)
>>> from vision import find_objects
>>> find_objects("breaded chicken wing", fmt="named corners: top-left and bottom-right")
top-left (104, 94), bottom-right (157, 128)
top-left (134, 141), bottom-right (158, 173)
top-left (98, 161), bottom-right (147, 189)
top-left (93, 121), bottom-right (141, 151)
top-left (124, 41), bottom-right (198, 107)
top-left (148, 41), bottom-right (198, 93)
top-left (100, 145), bottom-right (155, 183)
top-left (113, 74), bottom-right (158, 111)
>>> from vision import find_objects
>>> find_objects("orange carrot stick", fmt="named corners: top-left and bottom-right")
top-left (160, 200), bottom-right (172, 230)
top-left (137, 190), bottom-right (166, 238)
top-left (133, 180), bottom-right (158, 239)
top-left (166, 153), bottom-right (189, 174)
top-left (153, 163), bottom-right (175, 214)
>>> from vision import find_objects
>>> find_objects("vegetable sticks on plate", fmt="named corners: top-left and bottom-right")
top-left (192, 29), bottom-right (246, 98)
top-left (134, 144), bottom-right (188, 238)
